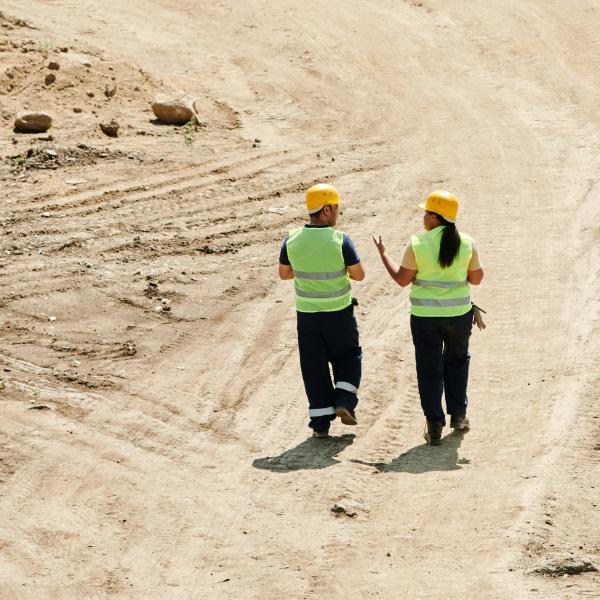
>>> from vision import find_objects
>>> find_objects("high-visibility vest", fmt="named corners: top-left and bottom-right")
top-left (409, 226), bottom-right (473, 317)
top-left (286, 226), bottom-right (351, 313)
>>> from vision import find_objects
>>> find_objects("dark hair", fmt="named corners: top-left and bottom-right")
top-left (431, 212), bottom-right (461, 268)
top-left (309, 207), bottom-right (324, 218)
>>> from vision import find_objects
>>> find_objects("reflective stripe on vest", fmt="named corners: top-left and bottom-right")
top-left (409, 227), bottom-right (473, 317)
top-left (410, 296), bottom-right (471, 307)
top-left (286, 226), bottom-right (352, 313)
top-left (294, 268), bottom-right (347, 281)
top-left (295, 284), bottom-right (351, 298)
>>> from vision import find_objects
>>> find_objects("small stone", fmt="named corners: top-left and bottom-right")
top-left (41, 212), bottom-right (51, 218)
top-left (73, 107), bottom-right (82, 113)
top-left (87, 91), bottom-right (94, 98)
top-left (104, 84), bottom-right (117, 98)
top-left (99, 120), bottom-right (119, 137)
top-left (48, 315), bottom-right (56, 321)
top-left (254, 138), bottom-right (261, 143)
top-left (47, 61), bottom-right (60, 71)
top-left (14, 111), bottom-right (52, 133)
top-left (60, 47), bottom-right (69, 53)
top-left (154, 306), bottom-right (163, 313)
top-left (28, 404), bottom-right (51, 410)
top-left (44, 73), bottom-right (56, 85)
top-left (330, 504), bottom-right (357, 518)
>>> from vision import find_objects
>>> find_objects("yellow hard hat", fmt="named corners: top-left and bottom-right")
top-left (419, 189), bottom-right (459, 223)
top-left (306, 183), bottom-right (339, 214)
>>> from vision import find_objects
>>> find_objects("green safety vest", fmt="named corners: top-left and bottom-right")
top-left (409, 226), bottom-right (473, 317)
top-left (286, 226), bottom-right (352, 313)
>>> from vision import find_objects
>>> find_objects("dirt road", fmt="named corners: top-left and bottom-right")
top-left (1, 1), bottom-right (599, 598)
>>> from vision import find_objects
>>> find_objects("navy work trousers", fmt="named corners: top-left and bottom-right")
top-left (410, 309), bottom-right (473, 425)
top-left (297, 305), bottom-right (362, 434)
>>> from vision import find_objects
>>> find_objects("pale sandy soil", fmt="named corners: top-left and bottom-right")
top-left (0, 1), bottom-right (599, 599)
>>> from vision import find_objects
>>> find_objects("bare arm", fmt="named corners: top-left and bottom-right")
top-left (372, 235), bottom-right (416, 287)
top-left (467, 268), bottom-right (484, 285)
top-left (347, 262), bottom-right (365, 281)
top-left (278, 263), bottom-right (294, 280)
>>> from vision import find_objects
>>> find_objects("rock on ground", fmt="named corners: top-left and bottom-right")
top-left (100, 120), bottom-right (119, 137)
top-left (14, 112), bottom-right (52, 133)
top-left (151, 94), bottom-right (196, 125)
top-left (531, 555), bottom-right (598, 577)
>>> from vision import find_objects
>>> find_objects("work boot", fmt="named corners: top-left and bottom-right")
top-left (312, 430), bottom-right (329, 439)
top-left (450, 415), bottom-right (470, 431)
top-left (424, 420), bottom-right (443, 445)
top-left (336, 407), bottom-right (357, 426)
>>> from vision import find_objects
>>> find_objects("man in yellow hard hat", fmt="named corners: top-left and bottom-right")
top-left (279, 183), bottom-right (365, 438)
top-left (373, 190), bottom-right (484, 445)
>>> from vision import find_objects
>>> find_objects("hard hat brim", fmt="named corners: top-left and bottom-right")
top-left (419, 202), bottom-right (456, 223)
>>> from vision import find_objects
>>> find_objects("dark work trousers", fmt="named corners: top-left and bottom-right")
top-left (297, 305), bottom-right (362, 434)
top-left (410, 309), bottom-right (473, 425)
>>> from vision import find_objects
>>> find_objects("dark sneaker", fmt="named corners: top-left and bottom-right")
top-left (312, 430), bottom-right (329, 439)
top-left (336, 407), bottom-right (357, 426)
top-left (424, 420), bottom-right (444, 445)
top-left (450, 415), bottom-right (470, 431)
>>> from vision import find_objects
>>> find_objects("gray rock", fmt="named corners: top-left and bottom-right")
top-left (14, 112), bottom-right (52, 133)
top-left (330, 504), bottom-right (357, 518)
top-left (531, 555), bottom-right (598, 577)
top-left (151, 93), bottom-right (196, 125)
top-left (104, 84), bottom-right (117, 98)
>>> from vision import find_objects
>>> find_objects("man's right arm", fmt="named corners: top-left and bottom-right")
top-left (343, 234), bottom-right (365, 281)
top-left (278, 263), bottom-right (294, 280)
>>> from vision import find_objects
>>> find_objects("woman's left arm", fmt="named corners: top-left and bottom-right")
top-left (372, 235), bottom-right (416, 287)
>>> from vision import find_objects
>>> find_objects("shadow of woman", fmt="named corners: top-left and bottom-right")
top-left (350, 430), bottom-right (469, 474)
top-left (253, 434), bottom-right (356, 473)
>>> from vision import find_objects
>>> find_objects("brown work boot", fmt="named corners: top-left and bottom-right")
top-left (336, 407), bottom-right (357, 426)
top-left (424, 420), bottom-right (444, 445)
top-left (450, 415), bottom-right (470, 431)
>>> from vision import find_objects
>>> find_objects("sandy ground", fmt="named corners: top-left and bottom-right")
top-left (0, 1), bottom-right (599, 598)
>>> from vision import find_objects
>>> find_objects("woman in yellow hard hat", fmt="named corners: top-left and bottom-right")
top-left (372, 190), bottom-right (484, 445)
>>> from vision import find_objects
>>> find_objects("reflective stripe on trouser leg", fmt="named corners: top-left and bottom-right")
top-left (309, 406), bottom-right (336, 417)
top-left (335, 381), bottom-right (358, 394)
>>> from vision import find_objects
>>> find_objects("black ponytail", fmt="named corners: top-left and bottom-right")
top-left (437, 215), bottom-right (461, 268)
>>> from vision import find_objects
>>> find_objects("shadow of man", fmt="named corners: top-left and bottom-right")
top-left (351, 430), bottom-right (468, 474)
top-left (253, 434), bottom-right (355, 473)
